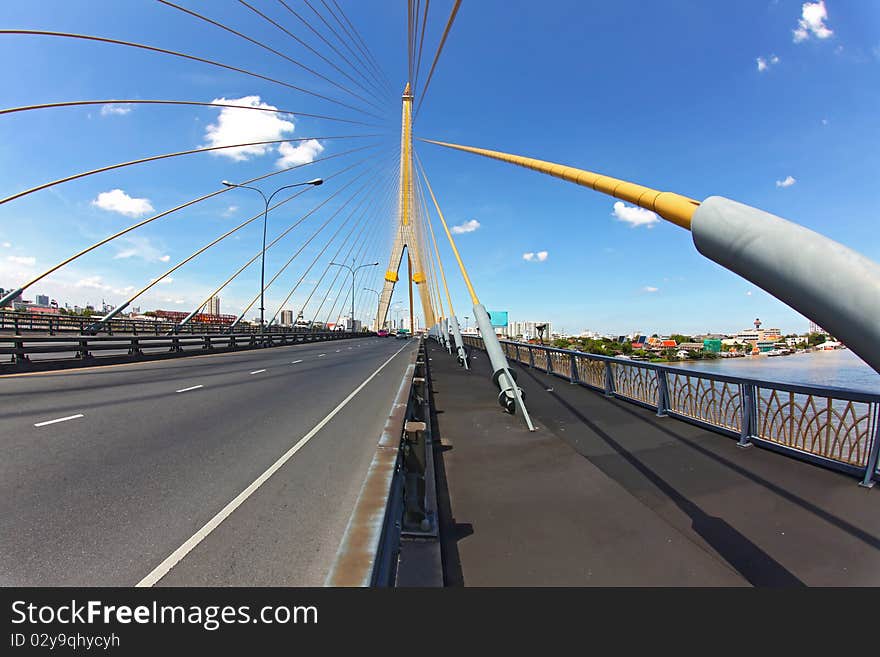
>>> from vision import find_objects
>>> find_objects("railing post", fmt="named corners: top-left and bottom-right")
top-left (569, 353), bottom-right (578, 384)
top-left (738, 382), bottom-right (757, 448)
top-left (656, 368), bottom-right (669, 417)
top-left (546, 348), bottom-right (553, 374)
top-left (14, 316), bottom-right (20, 336)
top-left (77, 338), bottom-right (92, 360)
top-left (528, 346), bottom-right (535, 369)
top-left (859, 408), bottom-right (880, 488)
top-left (12, 337), bottom-right (29, 364)
top-left (128, 337), bottom-right (142, 358)
top-left (604, 361), bottom-right (615, 398)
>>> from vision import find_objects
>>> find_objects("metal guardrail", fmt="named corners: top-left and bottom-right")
top-left (326, 338), bottom-right (438, 586)
top-left (0, 310), bottom-right (328, 336)
top-left (463, 336), bottom-right (880, 487)
top-left (0, 330), bottom-right (367, 370)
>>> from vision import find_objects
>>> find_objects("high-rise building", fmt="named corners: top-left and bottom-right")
top-left (207, 295), bottom-right (220, 315)
top-left (280, 309), bottom-right (294, 326)
top-left (36, 294), bottom-right (49, 306)
top-left (509, 320), bottom-right (551, 341)
top-left (809, 320), bottom-right (828, 335)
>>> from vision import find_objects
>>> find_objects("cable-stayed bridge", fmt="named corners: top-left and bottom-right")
top-left (1, 1), bottom-right (879, 587)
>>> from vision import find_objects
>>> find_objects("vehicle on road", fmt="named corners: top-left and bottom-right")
top-left (377, 329), bottom-right (389, 337)
top-left (396, 329), bottom-right (410, 340)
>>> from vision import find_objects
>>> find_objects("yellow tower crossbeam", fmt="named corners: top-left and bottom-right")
top-left (419, 138), bottom-right (700, 230)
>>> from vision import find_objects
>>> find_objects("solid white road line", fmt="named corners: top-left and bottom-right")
top-left (335, 349), bottom-right (341, 353)
top-left (318, 354), bottom-right (326, 357)
top-left (249, 369), bottom-right (266, 375)
top-left (176, 385), bottom-right (204, 393)
top-left (136, 339), bottom-right (413, 587)
top-left (34, 414), bottom-right (84, 427)
top-left (290, 360), bottom-right (303, 364)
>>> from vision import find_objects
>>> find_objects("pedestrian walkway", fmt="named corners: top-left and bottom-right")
top-left (427, 341), bottom-right (880, 586)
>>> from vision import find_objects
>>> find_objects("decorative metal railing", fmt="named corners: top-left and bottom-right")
top-left (462, 336), bottom-right (880, 487)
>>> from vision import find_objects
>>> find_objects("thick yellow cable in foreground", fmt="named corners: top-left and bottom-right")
top-left (419, 139), bottom-right (700, 230)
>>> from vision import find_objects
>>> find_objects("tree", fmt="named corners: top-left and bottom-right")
top-left (807, 332), bottom-right (828, 346)
top-left (670, 334), bottom-right (692, 344)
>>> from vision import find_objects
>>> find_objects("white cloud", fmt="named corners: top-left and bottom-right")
top-left (793, 1), bottom-right (833, 43)
top-left (821, 118), bottom-right (829, 125)
top-left (612, 201), bottom-right (659, 228)
top-left (757, 54), bottom-right (780, 71)
top-left (7, 255), bottom-right (35, 266)
top-left (642, 286), bottom-right (659, 293)
top-left (1, 242), bottom-right (11, 248)
top-left (100, 104), bottom-right (131, 116)
top-left (204, 96), bottom-right (295, 161)
top-left (276, 139), bottom-right (324, 167)
top-left (222, 205), bottom-right (239, 217)
top-left (746, 291), bottom-right (753, 296)
top-left (112, 235), bottom-right (170, 263)
top-left (92, 189), bottom-right (154, 217)
top-left (150, 276), bottom-right (174, 285)
top-left (776, 175), bottom-right (797, 188)
top-left (451, 219), bottom-right (480, 234)
top-left (522, 251), bottom-right (548, 262)
top-left (75, 276), bottom-right (111, 290)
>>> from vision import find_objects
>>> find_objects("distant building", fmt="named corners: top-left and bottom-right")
top-left (678, 342), bottom-right (705, 352)
top-left (36, 294), bottom-right (49, 306)
top-left (809, 320), bottom-right (828, 335)
top-left (509, 320), bottom-right (551, 341)
top-left (207, 295), bottom-right (221, 316)
top-left (280, 309), bottom-right (294, 326)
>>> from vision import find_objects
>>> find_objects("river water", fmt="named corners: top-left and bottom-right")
top-left (673, 349), bottom-right (880, 394)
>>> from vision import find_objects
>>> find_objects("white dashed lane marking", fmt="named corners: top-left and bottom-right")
top-left (34, 414), bottom-right (84, 428)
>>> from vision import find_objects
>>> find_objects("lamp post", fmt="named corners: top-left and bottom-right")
top-left (221, 177), bottom-right (323, 330)
top-left (364, 287), bottom-right (380, 331)
top-left (329, 259), bottom-right (378, 332)
top-left (391, 302), bottom-right (404, 330)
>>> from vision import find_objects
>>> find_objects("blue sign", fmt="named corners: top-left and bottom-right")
top-left (488, 311), bottom-right (508, 327)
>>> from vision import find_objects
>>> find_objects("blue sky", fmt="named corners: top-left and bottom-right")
top-left (0, 1), bottom-right (878, 334)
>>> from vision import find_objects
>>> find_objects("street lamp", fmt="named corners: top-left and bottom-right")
top-left (328, 259), bottom-right (378, 332)
top-left (221, 177), bottom-right (323, 329)
top-left (391, 301), bottom-right (404, 330)
top-left (364, 287), bottom-right (381, 330)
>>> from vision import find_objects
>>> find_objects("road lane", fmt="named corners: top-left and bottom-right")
top-left (0, 336), bottom-right (415, 585)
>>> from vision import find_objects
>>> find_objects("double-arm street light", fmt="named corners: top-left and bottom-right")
top-left (328, 259), bottom-right (378, 331)
top-left (221, 177), bottom-right (323, 329)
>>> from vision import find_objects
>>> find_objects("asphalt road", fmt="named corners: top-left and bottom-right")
top-left (0, 336), bottom-right (417, 586)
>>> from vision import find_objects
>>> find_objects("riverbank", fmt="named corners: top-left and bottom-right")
top-left (672, 348), bottom-right (880, 393)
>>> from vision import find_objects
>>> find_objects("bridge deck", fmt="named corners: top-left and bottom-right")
top-left (428, 342), bottom-right (880, 586)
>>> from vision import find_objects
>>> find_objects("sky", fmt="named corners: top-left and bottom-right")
top-left (0, 0), bottom-right (878, 335)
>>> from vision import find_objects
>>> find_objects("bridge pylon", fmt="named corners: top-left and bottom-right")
top-left (376, 83), bottom-right (436, 330)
